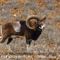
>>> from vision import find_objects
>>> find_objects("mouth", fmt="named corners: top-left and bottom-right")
top-left (39, 24), bottom-right (46, 29)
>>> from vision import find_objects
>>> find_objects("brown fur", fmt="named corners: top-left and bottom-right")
top-left (1, 23), bottom-right (16, 43)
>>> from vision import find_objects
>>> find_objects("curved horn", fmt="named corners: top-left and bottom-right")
top-left (26, 15), bottom-right (40, 29)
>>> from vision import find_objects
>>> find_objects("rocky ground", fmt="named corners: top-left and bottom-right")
top-left (0, 0), bottom-right (60, 60)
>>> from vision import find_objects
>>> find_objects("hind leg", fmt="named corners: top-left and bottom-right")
top-left (1, 33), bottom-right (9, 43)
top-left (7, 36), bottom-right (13, 44)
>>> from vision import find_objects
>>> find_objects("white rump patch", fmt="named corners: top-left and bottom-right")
top-left (13, 21), bottom-right (21, 32)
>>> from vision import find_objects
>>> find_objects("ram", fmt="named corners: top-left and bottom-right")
top-left (0, 16), bottom-right (46, 45)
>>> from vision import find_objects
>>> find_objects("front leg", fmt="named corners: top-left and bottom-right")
top-left (26, 39), bottom-right (32, 45)
top-left (26, 39), bottom-right (32, 52)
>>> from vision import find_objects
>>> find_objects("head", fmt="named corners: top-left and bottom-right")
top-left (29, 19), bottom-right (37, 28)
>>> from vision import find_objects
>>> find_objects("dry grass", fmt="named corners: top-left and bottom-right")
top-left (0, 0), bottom-right (9, 5)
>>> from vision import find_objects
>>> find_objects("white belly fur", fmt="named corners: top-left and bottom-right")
top-left (13, 21), bottom-right (21, 32)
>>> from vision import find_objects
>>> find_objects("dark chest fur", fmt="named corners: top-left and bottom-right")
top-left (19, 21), bottom-right (42, 40)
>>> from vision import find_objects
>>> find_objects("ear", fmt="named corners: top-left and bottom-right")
top-left (40, 15), bottom-right (46, 22)
top-left (38, 15), bottom-right (46, 26)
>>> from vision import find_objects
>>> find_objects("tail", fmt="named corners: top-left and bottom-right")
top-left (0, 25), bottom-right (2, 39)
